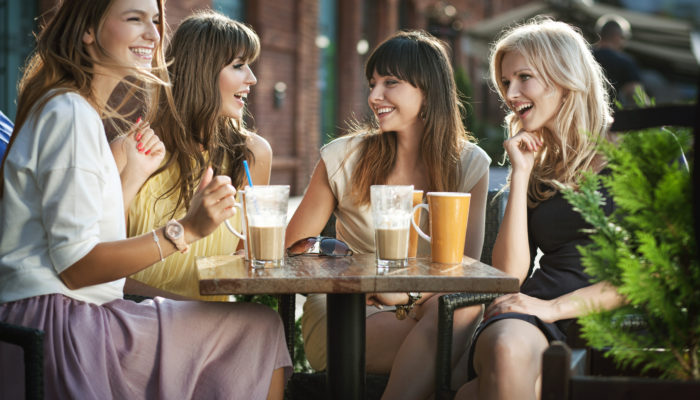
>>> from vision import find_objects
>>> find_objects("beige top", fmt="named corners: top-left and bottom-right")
top-left (321, 134), bottom-right (491, 256)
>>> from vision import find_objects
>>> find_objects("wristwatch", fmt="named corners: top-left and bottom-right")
top-left (395, 292), bottom-right (422, 320)
top-left (164, 219), bottom-right (190, 254)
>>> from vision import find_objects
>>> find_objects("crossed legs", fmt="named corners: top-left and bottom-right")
top-left (366, 296), bottom-right (484, 400)
top-left (455, 318), bottom-right (549, 400)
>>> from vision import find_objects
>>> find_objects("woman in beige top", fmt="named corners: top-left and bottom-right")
top-left (285, 30), bottom-right (490, 399)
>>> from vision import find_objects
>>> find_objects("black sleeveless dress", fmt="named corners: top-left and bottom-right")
top-left (468, 182), bottom-right (614, 378)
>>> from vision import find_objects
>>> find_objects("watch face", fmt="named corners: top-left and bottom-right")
top-left (166, 221), bottom-right (183, 239)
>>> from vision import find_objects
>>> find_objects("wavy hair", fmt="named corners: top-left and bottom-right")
top-left (0, 0), bottom-right (169, 197)
top-left (152, 10), bottom-right (260, 215)
top-left (490, 18), bottom-right (612, 206)
top-left (348, 30), bottom-right (473, 205)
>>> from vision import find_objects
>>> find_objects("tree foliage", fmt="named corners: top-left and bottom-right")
top-left (561, 126), bottom-right (698, 380)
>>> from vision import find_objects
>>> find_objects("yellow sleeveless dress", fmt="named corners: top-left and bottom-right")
top-left (128, 157), bottom-right (242, 301)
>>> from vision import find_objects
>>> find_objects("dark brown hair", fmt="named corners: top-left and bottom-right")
top-left (348, 30), bottom-right (473, 205)
top-left (151, 10), bottom-right (260, 216)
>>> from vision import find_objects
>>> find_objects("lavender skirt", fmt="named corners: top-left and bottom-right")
top-left (0, 294), bottom-right (292, 399)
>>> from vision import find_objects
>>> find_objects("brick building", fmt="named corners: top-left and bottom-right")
top-left (2, 0), bottom-right (533, 194)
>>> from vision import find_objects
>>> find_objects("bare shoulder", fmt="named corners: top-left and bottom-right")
top-left (246, 131), bottom-right (272, 158)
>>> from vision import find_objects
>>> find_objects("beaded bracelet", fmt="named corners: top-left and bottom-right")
top-left (395, 292), bottom-right (422, 320)
top-left (151, 229), bottom-right (164, 262)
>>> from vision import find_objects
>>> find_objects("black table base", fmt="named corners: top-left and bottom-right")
top-left (327, 293), bottom-right (366, 400)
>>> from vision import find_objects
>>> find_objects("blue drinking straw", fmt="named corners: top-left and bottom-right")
top-left (243, 160), bottom-right (254, 187)
top-left (242, 160), bottom-right (259, 214)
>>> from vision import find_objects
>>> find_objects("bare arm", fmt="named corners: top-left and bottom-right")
top-left (550, 281), bottom-right (625, 321)
top-left (492, 131), bottom-right (541, 283)
top-left (285, 159), bottom-right (338, 247)
top-left (109, 121), bottom-right (165, 217)
top-left (484, 281), bottom-right (626, 323)
top-left (60, 168), bottom-right (236, 289)
top-left (464, 173), bottom-right (489, 260)
top-left (247, 132), bottom-right (272, 186)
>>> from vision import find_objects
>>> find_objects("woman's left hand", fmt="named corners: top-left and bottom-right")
top-left (111, 120), bottom-right (165, 180)
top-left (366, 292), bottom-right (409, 307)
top-left (484, 293), bottom-right (557, 323)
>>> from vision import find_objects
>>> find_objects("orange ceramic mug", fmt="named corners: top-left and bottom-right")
top-left (411, 192), bottom-right (470, 264)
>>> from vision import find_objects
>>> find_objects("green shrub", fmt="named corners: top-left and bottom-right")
top-left (561, 125), bottom-right (698, 380)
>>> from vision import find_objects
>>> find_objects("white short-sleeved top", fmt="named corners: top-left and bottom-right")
top-left (0, 92), bottom-right (126, 304)
top-left (321, 134), bottom-right (491, 255)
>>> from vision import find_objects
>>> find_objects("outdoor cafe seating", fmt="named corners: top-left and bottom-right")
top-left (1, 97), bottom-right (698, 400)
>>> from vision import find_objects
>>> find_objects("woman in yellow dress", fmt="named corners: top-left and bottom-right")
top-left (120, 10), bottom-right (272, 300)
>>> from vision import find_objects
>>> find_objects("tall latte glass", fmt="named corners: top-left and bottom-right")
top-left (371, 185), bottom-right (414, 269)
top-left (244, 185), bottom-right (289, 268)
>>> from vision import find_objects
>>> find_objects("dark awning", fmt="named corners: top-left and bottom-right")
top-left (463, 0), bottom-right (699, 80)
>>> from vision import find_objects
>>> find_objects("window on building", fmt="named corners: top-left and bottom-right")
top-left (318, 0), bottom-right (338, 144)
top-left (213, 0), bottom-right (245, 20)
top-left (1, 2), bottom-right (38, 120)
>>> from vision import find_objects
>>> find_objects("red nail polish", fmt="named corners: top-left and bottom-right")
top-left (135, 116), bottom-right (142, 124)
top-left (145, 150), bottom-right (151, 155)
top-left (135, 133), bottom-right (142, 141)
top-left (137, 143), bottom-right (144, 150)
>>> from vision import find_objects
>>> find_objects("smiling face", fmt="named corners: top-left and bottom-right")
top-left (367, 70), bottom-right (424, 136)
top-left (500, 51), bottom-right (564, 133)
top-left (83, 0), bottom-right (161, 72)
top-left (218, 59), bottom-right (257, 120)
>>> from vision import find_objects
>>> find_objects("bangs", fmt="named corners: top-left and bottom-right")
top-left (227, 23), bottom-right (260, 65)
top-left (365, 35), bottom-right (422, 87)
top-left (176, 11), bottom-right (260, 67)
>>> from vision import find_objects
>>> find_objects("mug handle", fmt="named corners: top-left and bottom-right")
top-left (411, 204), bottom-right (431, 243)
top-left (224, 203), bottom-right (246, 240)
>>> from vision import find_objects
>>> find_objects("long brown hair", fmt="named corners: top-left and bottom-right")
top-left (349, 30), bottom-right (473, 205)
top-left (152, 10), bottom-right (260, 216)
top-left (490, 19), bottom-right (612, 206)
top-left (0, 0), bottom-right (169, 197)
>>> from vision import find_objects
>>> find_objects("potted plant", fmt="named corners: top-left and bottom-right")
top-left (561, 124), bottom-right (698, 380)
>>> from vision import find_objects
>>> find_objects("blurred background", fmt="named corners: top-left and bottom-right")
top-left (2, 0), bottom-right (698, 194)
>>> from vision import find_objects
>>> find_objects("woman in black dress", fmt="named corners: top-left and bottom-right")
top-left (456, 19), bottom-right (625, 399)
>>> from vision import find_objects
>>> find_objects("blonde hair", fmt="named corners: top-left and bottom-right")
top-left (0, 0), bottom-right (170, 197)
top-left (349, 30), bottom-right (473, 205)
top-left (490, 18), bottom-right (612, 206)
top-left (152, 10), bottom-right (260, 215)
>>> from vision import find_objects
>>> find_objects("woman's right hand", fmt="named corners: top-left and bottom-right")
top-left (180, 167), bottom-right (238, 243)
top-left (503, 130), bottom-right (541, 175)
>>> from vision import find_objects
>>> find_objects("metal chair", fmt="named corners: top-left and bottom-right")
top-left (434, 188), bottom-right (508, 400)
top-left (541, 341), bottom-right (700, 400)
top-left (0, 321), bottom-right (44, 400)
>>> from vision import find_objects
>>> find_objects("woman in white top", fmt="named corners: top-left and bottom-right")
top-left (0, 1), bottom-right (291, 398)
top-left (285, 30), bottom-right (490, 399)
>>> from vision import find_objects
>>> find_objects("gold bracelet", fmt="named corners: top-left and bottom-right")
top-left (151, 229), bottom-right (164, 262)
top-left (395, 292), bottom-right (422, 320)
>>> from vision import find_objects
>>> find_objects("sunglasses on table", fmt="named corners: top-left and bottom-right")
top-left (286, 236), bottom-right (354, 257)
